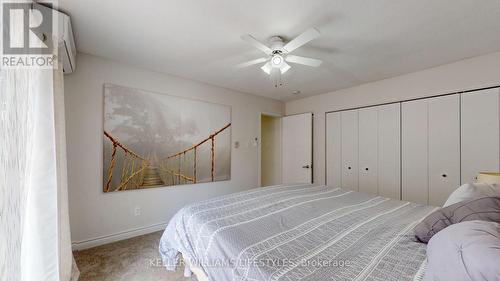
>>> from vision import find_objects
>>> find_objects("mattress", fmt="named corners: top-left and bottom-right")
top-left (160, 184), bottom-right (436, 281)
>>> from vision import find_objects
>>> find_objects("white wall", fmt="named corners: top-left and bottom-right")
top-left (65, 53), bottom-right (283, 249)
top-left (286, 51), bottom-right (500, 185)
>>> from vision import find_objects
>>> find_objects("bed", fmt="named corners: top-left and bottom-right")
top-left (159, 184), bottom-right (436, 281)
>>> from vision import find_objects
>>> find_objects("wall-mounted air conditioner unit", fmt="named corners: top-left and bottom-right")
top-left (56, 9), bottom-right (76, 74)
top-left (33, 3), bottom-right (76, 74)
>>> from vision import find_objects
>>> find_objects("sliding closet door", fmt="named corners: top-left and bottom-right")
top-left (326, 112), bottom-right (342, 187)
top-left (402, 100), bottom-right (429, 204)
top-left (428, 95), bottom-right (460, 206)
top-left (358, 107), bottom-right (378, 194)
top-left (402, 95), bottom-right (460, 206)
top-left (341, 110), bottom-right (359, 191)
top-left (377, 104), bottom-right (401, 199)
top-left (461, 88), bottom-right (500, 183)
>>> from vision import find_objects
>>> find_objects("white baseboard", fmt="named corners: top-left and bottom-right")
top-left (72, 221), bottom-right (168, 251)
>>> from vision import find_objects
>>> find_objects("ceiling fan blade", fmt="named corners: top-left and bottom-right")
top-left (280, 61), bottom-right (291, 74)
top-left (236, 57), bottom-right (268, 68)
top-left (283, 28), bottom-right (320, 53)
top-left (285, 55), bottom-right (322, 67)
top-left (261, 61), bottom-right (272, 74)
top-left (241, 34), bottom-right (273, 55)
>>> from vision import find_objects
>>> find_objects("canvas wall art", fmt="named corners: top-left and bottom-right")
top-left (103, 84), bottom-right (231, 192)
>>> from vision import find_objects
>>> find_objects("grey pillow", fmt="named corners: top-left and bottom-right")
top-left (414, 196), bottom-right (500, 243)
top-left (423, 221), bottom-right (500, 281)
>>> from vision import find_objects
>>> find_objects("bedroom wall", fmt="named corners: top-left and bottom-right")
top-left (65, 53), bottom-right (283, 249)
top-left (285, 51), bottom-right (500, 185)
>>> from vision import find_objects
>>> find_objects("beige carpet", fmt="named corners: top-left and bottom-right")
top-left (73, 231), bottom-right (197, 281)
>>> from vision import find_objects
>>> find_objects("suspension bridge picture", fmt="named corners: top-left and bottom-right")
top-left (103, 84), bottom-right (231, 192)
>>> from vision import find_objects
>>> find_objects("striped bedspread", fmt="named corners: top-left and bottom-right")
top-left (159, 184), bottom-right (435, 281)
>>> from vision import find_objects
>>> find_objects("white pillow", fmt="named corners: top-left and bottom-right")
top-left (443, 182), bottom-right (499, 207)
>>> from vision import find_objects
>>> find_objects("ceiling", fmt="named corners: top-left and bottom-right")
top-left (58, 0), bottom-right (500, 101)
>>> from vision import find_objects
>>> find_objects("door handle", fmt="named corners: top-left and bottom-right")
top-left (302, 165), bottom-right (311, 169)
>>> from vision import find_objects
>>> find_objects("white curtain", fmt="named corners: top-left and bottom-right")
top-left (0, 68), bottom-right (36, 281)
top-left (53, 61), bottom-right (80, 281)
top-left (0, 4), bottom-right (79, 281)
top-left (0, 62), bottom-right (79, 281)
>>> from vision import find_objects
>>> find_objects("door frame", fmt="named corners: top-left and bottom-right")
top-left (258, 112), bottom-right (282, 187)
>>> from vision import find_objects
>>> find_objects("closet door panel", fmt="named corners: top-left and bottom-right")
top-left (341, 110), bottom-right (359, 191)
top-left (326, 112), bottom-right (342, 187)
top-left (461, 89), bottom-right (500, 183)
top-left (358, 107), bottom-right (378, 194)
top-left (378, 103), bottom-right (401, 199)
top-left (402, 100), bottom-right (428, 204)
top-left (428, 95), bottom-right (461, 206)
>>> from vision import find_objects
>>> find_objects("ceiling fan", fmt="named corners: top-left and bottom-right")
top-left (237, 28), bottom-right (323, 87)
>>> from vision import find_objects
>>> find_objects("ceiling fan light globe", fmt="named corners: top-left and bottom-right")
top-left (261, 62), bottom-right (272, 74)
top-left (280, 63), bottom-right (291, 74)
top-left (271, 55), bottom-right (283, 67)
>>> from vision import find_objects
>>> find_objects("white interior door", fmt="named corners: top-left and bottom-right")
top-left (428, 95), bottom-right (460, 206)
top-left (282, 113), bottom-right (313, 184)
top-left (461, 88), bottom-right (500, 183)
top-left (341, 110), bottom-right (359, 191)
top-left (377, 103), bottom-right (401, 199)
top-left (358, 107), bottom-right (378, 194)
top-left (402, 100), bottom-right (429, 204)
top-left (326, 112), bottom-right (342, 187)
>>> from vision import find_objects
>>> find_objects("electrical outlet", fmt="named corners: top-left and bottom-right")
top-left (134, 206), bottom-right (141, 216)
